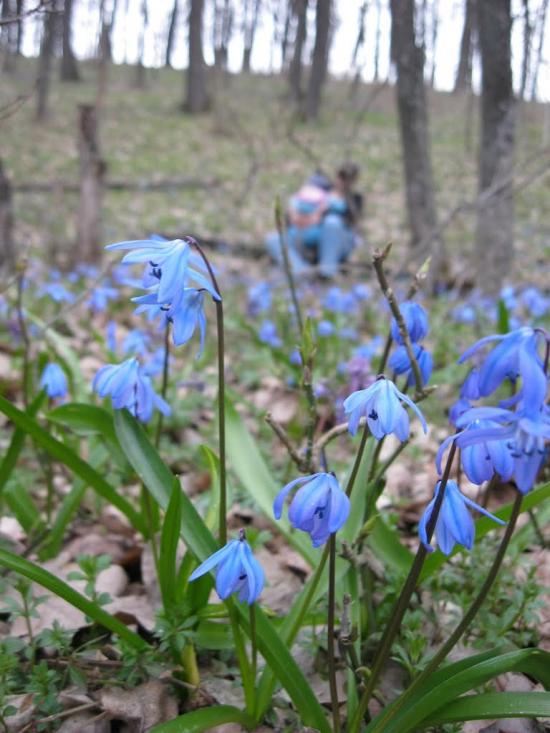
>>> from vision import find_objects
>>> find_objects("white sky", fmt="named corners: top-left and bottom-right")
top-left (21, 0), bottom-right (550, 101)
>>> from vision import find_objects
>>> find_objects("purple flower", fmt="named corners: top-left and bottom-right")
top-left (274, 472), bottom-right (350, 547)
top-left (419, 480), bottom-right (505, 555)
top-left (189, 530), bottom-right (264, 604)
top-left (343, 376), bottom-right (428, 440)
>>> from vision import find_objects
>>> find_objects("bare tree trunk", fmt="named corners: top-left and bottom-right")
top-left (351, 1), bottom-right (367, 72)
top-left (373, 0), bottom-right (381, 81)
top-left (305, 0), bottom-right (331, 121)
top-left (213, 0), bottom-right (232, 70)
top-left (184, 0), bottom-right (209, 113)
top-left (0, 159), bottom-right (14, 275)
top-left (390, 0), bottom-right (442, 271)
top-left (281, 0), bottom-right (292, 69)
top-left (429, 0), bottom-right (439, 87)
top-left (242, 0), bottom-right (261, 73)
top-left (454, 0), bottom-right (475, 92)
top-left (36, 0), bottom-right (57, 122)
top-left (135, 0), bottom-right (148, 88)
top-left (519, 0), bottom-right (532, 100)
top-left (165, 0), bottom-right (178, 68)
top-left (476, 0), bottom-right (515, 294)
top-left (529, 0), bottom-right (548, 101)
top-left (77, 105), bottom-right (105, 264)
top-left (288, 0), bottom-right (307, 101)
top-left (1, 0), bottom-right (17, 71)
top-left (60, 0), bottom-right (80, 81)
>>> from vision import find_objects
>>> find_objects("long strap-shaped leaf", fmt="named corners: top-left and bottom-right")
top-left (0, 391), bottom-right (45, 497)
top-left (0, 549), bottom-right (149, 651)
top-left (423, 691), bottom-right (550, 726)
top-left (149, 705), bottom-right (256, 732)
top-left (113, 409), bottom-right (331, 733)
top-left (0, 396), bottom-right (147, 535)
top-left (366, 648), bottom-right (550, 733)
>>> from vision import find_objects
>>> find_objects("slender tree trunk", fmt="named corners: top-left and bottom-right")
top-left (281, 0), bottom-right (292, 69)
top-left (36, 0), bottom-right (57, 122)
top-left (390, 0), bottom-right (442, 272)
top-left (454, 0), bottom-right (475, 92)
top-left (165, 0), bottom-right (179, 68)
top-left (242, 0), bottom-right (260, 73)
top-left (77, 105), bottom-right (105, 264)
top-left (0, 159), bottom-right (14, 275)
top-left (519, 0), bottom-right (532, 100)
top-left (213, 0), bottom-right (232, 70)
top-left (305, 0), bottom-right (331, 121)
top-left (135, 0), bottom-right (148, 88)
top-left (373, 0), bottom-right (381, 81)
top-left (184, 0), bottom-right (208, 113)
top-left (351, 1), bottom-right (367, 72)
top-left (429, 0), bottom-right (439, 87)
top-left (1, 0), bottom-right (16, 71)
top-left (529, 0), bottom-right (548, 100)
top-left (15, 0), bottom-right (23, 56)
top-left (60, 0), bottom-right (80, 81)
top-left (289, 0), bottom-right (307, 101)
top-left (476, 0), bottom-right (515, 294)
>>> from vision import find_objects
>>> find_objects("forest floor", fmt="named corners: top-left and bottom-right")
top-left (0, 62), bottom-right (550, 733)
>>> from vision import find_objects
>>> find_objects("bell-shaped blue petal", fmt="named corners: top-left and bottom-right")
top-left (419, 480), bottom-right (505, 555)
top-left (460, 369), bottom-right (481, 400)
top-left (189, 534), bottom-right (264, 605)
top-left (390, 301), bottom-right (429, 344)
top-left (389, 344), bottom-right (433, 387)
top-left (39, 363), bottom-right (68, 399)
top-left (274, 472), bottom-right (350, 547)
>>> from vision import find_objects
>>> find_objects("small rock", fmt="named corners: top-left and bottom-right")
top-left (96, 564), bottom-right (129, 598)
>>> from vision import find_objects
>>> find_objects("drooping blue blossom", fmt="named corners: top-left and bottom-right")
top-left (142, 347), bottom-right (168, 378)
top-left (389, 343), bottom-right (433, 387)
top-left (458, 326), bottom-right (545, 398)
top-left (92, 357), bottom-right (171, 423)
top-left (39, 363), bottom-right (68, 399)
top-left (460, 368), bottom-right (481, 401)
top-left (188, 530), bottom-right (264, 604)
top-left (460, 419), bottom-right (515, 484)
top-left (351, 283), bottom-right (371, 301)
top-left (274, 472), bottom-right (350, 547)
top-left (122, 329), bottom-right (151, 356)
top-left (339, 327), bottom-right (358, 341)
top-left (290, 348), bottom-right (302, 366)
top-left (258, 320), bottom-right (282, 348)
top-left (247, 281), bottom-right (272, 317)
top-left (448, 397), bottom-right (471, 428)
top-left (419, 480), bottom-right (505, 555)
top-left (354, 335), bottom-right (383, 360)
top-left (343, 376), bottom-right (428, 440)
top-left (76, 263), bottom-right (100, 280)
top-left (106, 238), bottom-right (219, 302)
top-left (106, 320), bottom-right (117, 352)
top-left (38, 283), bottom-right (75, 304)
top-left (522, 287), bottom-right (549, 318)
top-left (451, 303), bottom-right (476, 324)
top-left (323, 287), bottom-right (357, 314)
top-left (88, 284), bottom-right (118, 313)
top-left (318, 320), bottom-right (335, 337)
top-left (500, 285), bottom-right (517, 311)
top-left (167, 288), bottom-right (206, 352)
top-left (390, 301), bottom-right (429, 344)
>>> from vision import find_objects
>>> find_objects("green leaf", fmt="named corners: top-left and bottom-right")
top-left (194, 620), bottom-right (233, 650)
top-left (47, 402), bottom-right (128, 468)
top-left (423, 691), bottom-right (550, 726)
top-left (0, 392), bottom-right (45, 498)
top-left (4, 482), bottom-right (45, 535)
top-left (497, 299), bottom-right (510, 334)
top-left (367, 514), bottom-right (415, 574)
top-left (224, 396), bottom-right (314, 564)
top-left (148, 705), bottom-right (255, 732)
top-left (0, 549), bottom-right (149, 651)
top-left (0, 396), bottom-right (147, 535)
top-left (367, 648), bottom-right (550, 733)
top-left (159, 478), bottom-right (183, 610)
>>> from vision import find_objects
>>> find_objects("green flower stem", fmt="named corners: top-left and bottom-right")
top-left (226, 600), bottom-right (255, 714)
top-left (16, 268), bottom-right (31, 408)
top-left (327, 534), bottom-right (342, 733)
top-left (154, 320), bottom-right (171, 448)
top-left (190, 240), bottom-right (227, 546)
top-left (249, 603), bottom-right (257, 682)
top-left (345, 423), bottom-right (370, 497)
top-left (275, 196), bottom-right (304, 336)
top-left (349, 441), bottom-right (458, 732)
top-left (369, 490), bottom-right (524, 733)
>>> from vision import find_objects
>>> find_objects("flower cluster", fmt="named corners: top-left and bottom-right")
top-left (388, 301), bottom-right (433, 387)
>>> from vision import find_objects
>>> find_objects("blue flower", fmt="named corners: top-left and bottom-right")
top-left (88, 284), bottom-right (118, 313)
top-left (460, 419), bottom-right (514, 485)
top-left (391, 301), bottom-right (428, 344)
top-left (290, 348), bottom-right (302, 366)
top-left (388, 343), bottom-right (433, 387)
top-left (273, 472), bottom-right (350, 547)
top-left (189, 530), bottom-right (264, 604)
top-left (449, 397), bottom-right (471, 427)
top-left (343, 376), bottom-right (428, 440)
top-left (451, 304), bottom-right (476, 324)
top-left (39, 363), bottom-right (68, 399)
top-left (168, 289), bottom-right (206, 352)
top-left (460, 368), bottom-right (481, 400)
top-left (38, 283), bottom-right (75, 304)
top-left (106, 238), bottom-right (219, 302)
top-left (419, 480), bottom-right (505, 555)
top-left (258, 320), bottom-right (282, 348)
top-left (323, 287), bottom-right (357, 314)
top-left (318, 320), bottom-right (335, 337)
top-left (92, 357), bottom-right (171, 423)
top-left (247, 281), bottom-right (272, 317)
top-left (106, 320), bottom-right (117, 352)
top-left (458, 327), bottom-right (545, 399)
top-left (122, 329), bottom-right (151, 356)
top-left (522, 287), bottom-right (548, 318)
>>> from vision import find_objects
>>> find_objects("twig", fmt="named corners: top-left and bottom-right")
top-left (0, 0), bottom-right (56, 26)
top-left (265, 412), bottom-right (306, 471)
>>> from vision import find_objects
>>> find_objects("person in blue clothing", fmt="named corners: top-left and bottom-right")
top-left (266, 163), bottom-right (363, 278)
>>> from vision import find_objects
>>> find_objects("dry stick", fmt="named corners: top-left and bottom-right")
top-left (369, 491), bottom-right (524, 733)
top-left (372, 243), bottom-right (426, 397)
top-left (349, 441), bottom-right (458, 732)
top-left (265, 412), bottom-right (306, 471)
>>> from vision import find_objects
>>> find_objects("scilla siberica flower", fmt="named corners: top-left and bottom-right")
top-left (92, 357), bottom-right (170, 423)
top-left (189, 530), bottom-right (264, 604)
top-left (39, 363), bottom-right (68, 399)
top-left (390, 301), bottom-right (428, 344)
top-left (419, 480), bottom-right (505, 555)
top-left (343, 375), bottom-right (428, 440)
top-left (388, 343), bottom-right (433, 387)
top-left (458, 326), bottom-right (545, 398)
top-left (133, 288), bottom-right (206, 354)
top-left (273, 472), bottom-right (350, 547)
